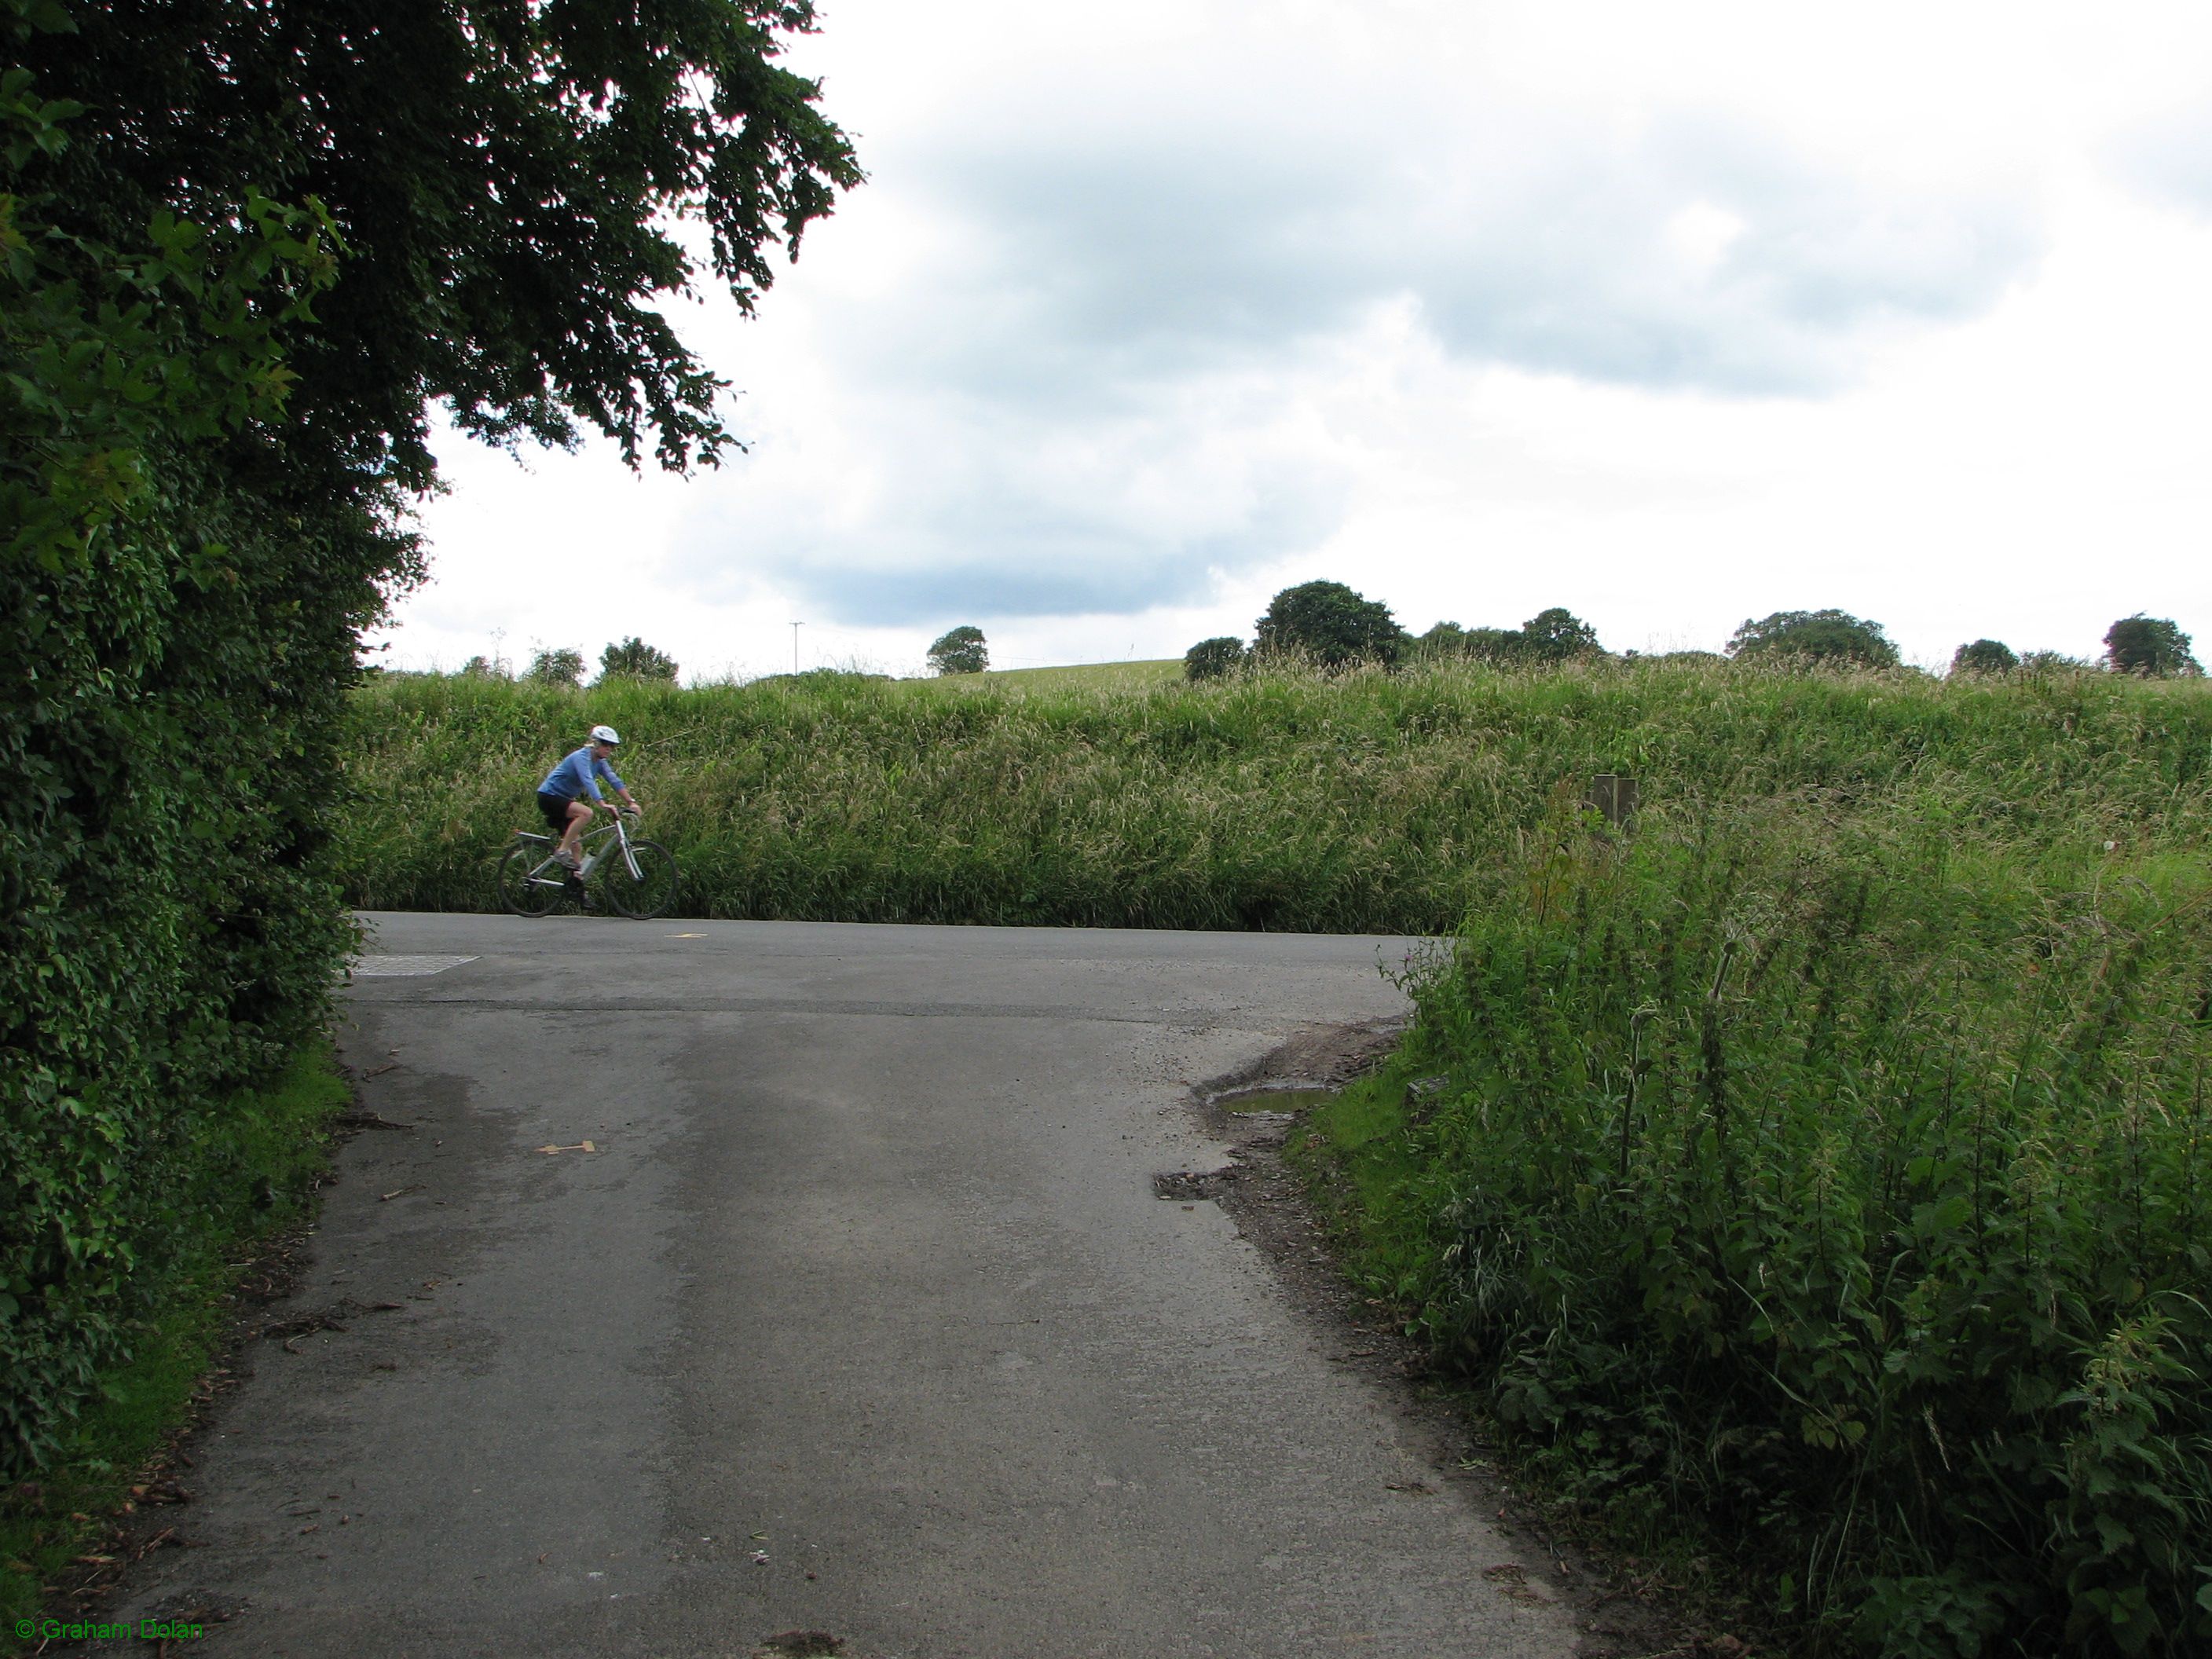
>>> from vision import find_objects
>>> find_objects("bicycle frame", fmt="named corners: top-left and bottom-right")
top-left (515, 811), bottom-right (647, 888)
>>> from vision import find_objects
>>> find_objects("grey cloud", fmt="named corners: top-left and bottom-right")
top-left (672, 412), bottom-right (1346, 627)
top-left (965, 139), bottom-right (1375, 355)
top-left (786, 544), bottom-right (1208, 627)
top-left (882, 106), bottom-right (2045, 397)
top-left (1406, 119), bottom-right (2042, 390)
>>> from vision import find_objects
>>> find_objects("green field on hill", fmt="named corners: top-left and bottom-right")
top-left (953, 658), bottom-right (1185, 694)
top-left (340, 657), bottom-right (2212, 1655)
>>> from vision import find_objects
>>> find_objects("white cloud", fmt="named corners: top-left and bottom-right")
top-left (2108, 101), bottom-right (2212, 220)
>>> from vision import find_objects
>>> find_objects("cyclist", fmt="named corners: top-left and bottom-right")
top-left (536, 724), bottom-right (642, 875)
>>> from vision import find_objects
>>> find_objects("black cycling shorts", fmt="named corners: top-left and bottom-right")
top-left (537, 791), bottom-right (580, 834)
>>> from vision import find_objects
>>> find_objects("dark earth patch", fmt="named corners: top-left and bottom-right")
top-left (1148, 1168), bottom-right (1232, 1201)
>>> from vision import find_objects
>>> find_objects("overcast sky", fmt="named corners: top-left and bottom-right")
top-left (371, 0), bottom-right (2212, 680)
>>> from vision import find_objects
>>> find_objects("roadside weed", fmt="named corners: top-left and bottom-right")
top-left (1321, 792), bottom-right (2212, 1655)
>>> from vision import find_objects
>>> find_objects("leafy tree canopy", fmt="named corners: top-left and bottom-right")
top-left (1518, 606), bottom-right (1603, 662)
top-left (1254, 580), bottom-right (1403, 669)
top-left (22, 0), bottom-right (864, 485)
top-left (1727, 609), bottom-right (1900, 668)
top-left (1184, 636), bottom-right (1247, 682)
top-left (1413, 621), bottom-right (1514, 663)
top-left (1459, 627), bottom-right (1525, 664)
top-left (928, 625), bottom-right (988, 676)
top-left (1950, 639), bottom-right (2019, 676)
top-left (2103, 614), bottom-right (2201, 677)
top-left (1413, 621), bottom-right (1470, 658)
top-left (1415, 613), bottom-right (1596, 666)
top-left (601, 636), bottom-right (679, 682)
top-left (526, 646), bottom-right (586, 687)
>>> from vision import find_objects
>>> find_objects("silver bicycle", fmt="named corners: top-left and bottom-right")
top-left (496, 810), bottom-right (679, 920)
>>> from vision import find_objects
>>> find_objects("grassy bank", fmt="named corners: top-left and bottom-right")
top-left (0, 1045), bottom-right (351, 1644)
top-left (1304, 792), bottom-right (2212, 1657)
top-left (338, 658), bottom-right (2212, 931)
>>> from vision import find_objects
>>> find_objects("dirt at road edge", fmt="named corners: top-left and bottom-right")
top-left (1170, 1017), bottom-right (1720, 1659)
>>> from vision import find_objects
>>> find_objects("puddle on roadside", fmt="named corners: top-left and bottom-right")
top-left (1210, 1086), bottom-right (1338, 1119)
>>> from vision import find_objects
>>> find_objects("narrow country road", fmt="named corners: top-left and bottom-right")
top-left (117, 914), bottom-right (1580, 1657)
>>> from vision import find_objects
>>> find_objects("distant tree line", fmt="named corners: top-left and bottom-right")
top-left (1185, 585), bottom-right (2203, 683)
top-left (449, 624), bottom-right (1003, 684)
top-left (441, 603), bottom-right (2203, 690)
top-left (458, 637), bottom-right (682, 687)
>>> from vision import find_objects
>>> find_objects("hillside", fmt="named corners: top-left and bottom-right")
top-left (339, 657), bottom-right (2212, 930)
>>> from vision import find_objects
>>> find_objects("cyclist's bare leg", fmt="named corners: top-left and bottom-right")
top-left (557, 799), bottom-right (594, 865)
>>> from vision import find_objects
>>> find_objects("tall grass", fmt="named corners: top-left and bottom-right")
top-left (338, 659), bottom-right (2212, 931)
top-left (1315, 787), bottom-right (2212, 1656)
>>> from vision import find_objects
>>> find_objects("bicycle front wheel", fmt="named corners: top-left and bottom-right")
top-left (602, 839), bottom-right (679, 920)
top-left (496, 840), bottom-right (568, 917)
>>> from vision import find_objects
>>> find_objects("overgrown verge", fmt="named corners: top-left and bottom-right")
top-left (2, 11), bottom-right (392, 1476)
top-left (339, 658), bottom-right (2212, 932)
top-left (0, 1041), bottom-right (350, 1646)
top-left (1303, 795), bottom-right (2212, 1657)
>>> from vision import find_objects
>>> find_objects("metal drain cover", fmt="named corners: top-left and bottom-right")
top-left (350, 954), bottom-right (478, 977)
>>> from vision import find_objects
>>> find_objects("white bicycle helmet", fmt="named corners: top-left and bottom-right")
top-left (588, 724), bottom-right (621, 745)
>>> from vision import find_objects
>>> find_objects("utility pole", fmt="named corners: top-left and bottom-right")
top-left (792, 621), bottom-right (803, 674)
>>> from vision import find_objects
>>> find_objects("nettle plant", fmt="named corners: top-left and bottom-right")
top-left (1389, 795), bottom-right (2212, 1655)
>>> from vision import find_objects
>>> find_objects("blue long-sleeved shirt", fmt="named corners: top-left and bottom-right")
top-left (537, 747), bottom-right (625, 803)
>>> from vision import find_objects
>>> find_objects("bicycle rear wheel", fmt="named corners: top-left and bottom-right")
top-left (496, 839), bottom-right (567, 917)
top-left (602, 839), bottom-right (679, 920)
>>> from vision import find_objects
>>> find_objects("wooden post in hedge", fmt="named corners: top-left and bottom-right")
top-left (1585, 773), bottom-right (1639, 833)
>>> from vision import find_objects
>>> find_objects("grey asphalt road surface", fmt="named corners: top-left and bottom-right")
top-left (119, 914), bottom-right (1580, 1658)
